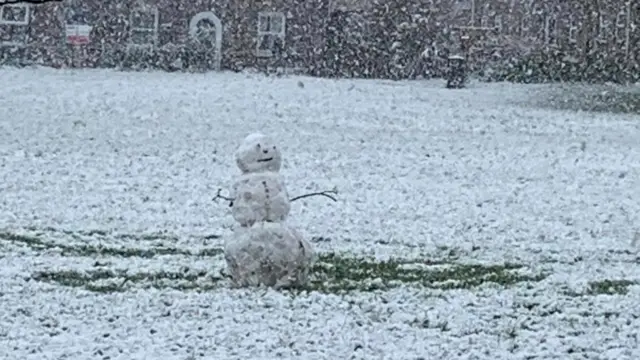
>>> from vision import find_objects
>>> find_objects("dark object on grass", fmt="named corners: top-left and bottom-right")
top-left (446, 55), bottom-right (466, 89)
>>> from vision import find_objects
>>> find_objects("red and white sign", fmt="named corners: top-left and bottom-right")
top-left (65, 24), bottom-right (92, 45)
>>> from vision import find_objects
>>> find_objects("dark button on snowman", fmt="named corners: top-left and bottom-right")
top-left (224, 133), bottom-right (314, 289)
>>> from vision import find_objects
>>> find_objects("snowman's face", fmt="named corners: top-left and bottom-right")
top-left (235, 133), bottom-right (282, 173)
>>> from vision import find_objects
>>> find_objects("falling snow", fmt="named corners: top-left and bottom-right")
top-left (1, 0), bottom-right (640, 359)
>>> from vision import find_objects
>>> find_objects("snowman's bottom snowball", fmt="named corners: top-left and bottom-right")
top-left (224, 222), bottom-right (314, 289)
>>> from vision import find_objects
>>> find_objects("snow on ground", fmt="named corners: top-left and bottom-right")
top-left (0, 67), bottom-right (639, 359)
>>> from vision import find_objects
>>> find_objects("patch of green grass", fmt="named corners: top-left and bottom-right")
top-left (32, 268), bottom-right (223, 293)
top-left (0, 231), bottom-right (223, 258)
top-left (4, 229), bottom-right (547, 294)
top-left (31, 251), bottom-right (547, 294)
top-left (305, 253), bottom-right (547, 293)
top-left (23, 226), bottom-right (221, 242)
top-left (586, 279), bottom-right (636, 296)
top-left (536, 85), bottom-right (640, 114)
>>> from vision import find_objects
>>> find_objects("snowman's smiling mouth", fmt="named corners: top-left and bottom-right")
top-left (257, 157), bottom-right (273, 162)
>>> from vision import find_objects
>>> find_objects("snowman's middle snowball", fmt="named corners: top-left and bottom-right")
top-left (231, 172), bottom-right (291, 227)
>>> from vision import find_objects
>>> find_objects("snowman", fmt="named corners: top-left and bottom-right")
top-left (223, 133), bottom-right (314, 289)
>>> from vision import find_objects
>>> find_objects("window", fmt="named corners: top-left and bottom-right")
top-left (257, 12), bottom-right (285, 57)
top-left (568, 16), bottom-right (578, 43)
top-left (479, 4), bottom-right (493, 29)
top-left (494, 14), bottom-right (503, 33)
top-left (531, 6), bottom-right (545, 41)
top-left (129, 5), bottom-right (159, 47)
top-left (63, 0), bottom-right (95, 45)
top-left (597, 13), bottom-right (611, 42)
top-left (615, 9), bottom-right (626, 43)
top-left (520, 15), bottom-right (530, 37)
top-left (0, 3), bottom-right (29, 25)
top-left (454, 0), bottom-right (472, 11)
top-left (480, 13), bottom-right (489, 28)
top-left (544, 15), bottom-right (557, 45)
top-left (0, 4), bottom-right (30, 47)
top-left (64, 0), bottom-right (92, 26)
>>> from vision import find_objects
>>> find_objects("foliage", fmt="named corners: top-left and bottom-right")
top-left (532, 84), bottom-right (640, 114)
top-left (322, 0), bottom-right (435, 79)
top-left (366, 0), bottom-right (431, 80)
top-left (321, 9), bottom-right (376, 78)
top-left (483, 49), bottom-right (639, 85)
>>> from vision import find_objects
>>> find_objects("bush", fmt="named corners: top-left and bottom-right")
top-left (115, 44), bottom-right (220, 72)
top-left (486, 49), bottom-right (638, 84)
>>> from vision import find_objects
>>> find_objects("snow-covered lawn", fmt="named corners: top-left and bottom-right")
top-left (1, 67), bottom-right (639, 359)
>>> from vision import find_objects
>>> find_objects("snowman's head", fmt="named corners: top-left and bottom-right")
top-left (235, 133), bottom-right (282, 173)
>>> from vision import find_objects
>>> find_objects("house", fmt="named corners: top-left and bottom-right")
top-left (0, 0), bottom-right (330, 71)
top-left (326, 0), bottom-right (637, 77)
top-left (0, 0), bottom-right (636, 77)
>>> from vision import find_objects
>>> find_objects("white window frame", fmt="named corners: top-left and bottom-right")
top-left (597, 13), bottom-right (610, 43)
top-left (0, 3), bottom-right (30, 47)
top-left (256, 11), bottom-right (286, 58)
top-left (544, 14), bottom-right (558, 45)
top-left (520, 14), bottom-right (530, 37)
top-left (128, 5), bottom-right (159, 48)
top-left (0, 3), bottom-right (30, 26)
top-left (480, 13), bottom-right (489, 28)
top-left (494, 14), bottom-right (503, 34)
top-left (615, 9), bottom-right (626, 42)
top-left (568, 16), bottom-right (578, 43)
top-left (532, 6), bottom-right (545, 40)
top-left (455, 0), bottom-right (472, 11)
top-left (625, 1), bottom-right (632, 59)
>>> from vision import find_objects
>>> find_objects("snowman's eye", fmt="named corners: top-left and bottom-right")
top-left (256, 143), bottom-right (261, 150)
top-left (272, 146), bottom-right (276, 150)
